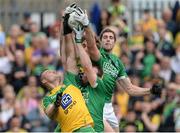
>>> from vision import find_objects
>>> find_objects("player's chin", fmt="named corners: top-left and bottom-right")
top-left (104, 46), bottom-right (113, 52)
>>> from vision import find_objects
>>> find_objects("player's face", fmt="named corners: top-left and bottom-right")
top-left (41, 70), bottom-right (61, 84)
top-left (101, 32), bottom-right (115, 52)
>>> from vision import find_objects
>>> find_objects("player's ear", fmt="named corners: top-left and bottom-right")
top-left (41, 79), bottom-right (46, 84)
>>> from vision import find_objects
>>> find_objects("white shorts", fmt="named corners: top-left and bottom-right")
top-left (103, 102), bottom-right (119, 128)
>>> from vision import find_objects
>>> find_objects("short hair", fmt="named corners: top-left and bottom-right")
top-left (39, 69), bottom-right (49, 82)
top-left (99, 28), bottom-right (116, 42)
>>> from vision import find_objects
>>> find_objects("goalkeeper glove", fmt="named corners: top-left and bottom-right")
top-left (74, 7), bottom-right (89, 27)
top-left (73, 24), bottom-right (84, 43)
top-left (63, 3), bottom-right (77, 35)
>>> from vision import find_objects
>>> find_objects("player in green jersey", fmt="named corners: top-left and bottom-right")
top-left (57, 4), bottom-right (114, 132)
top-left (72, 6), bottom-right (162, 132)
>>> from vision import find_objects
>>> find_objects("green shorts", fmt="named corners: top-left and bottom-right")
top-left (74, 125), bottom-right (95, 132)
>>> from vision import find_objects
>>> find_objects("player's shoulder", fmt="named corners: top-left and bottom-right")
top-left (42, 94), bottom-right (51, 102)
top-left (110, 52), bottom-right (123, 62)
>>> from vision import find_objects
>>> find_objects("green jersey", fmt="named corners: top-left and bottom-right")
top-left (95, 48), bottom-right (127, 102)
top-left (64, 71), bottom-right (108, 132)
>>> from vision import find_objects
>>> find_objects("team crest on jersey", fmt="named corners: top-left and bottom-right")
top-left (61, 94), bottom-right (72, 110)
top-left (61, 93), bottom-right (77, 115)
top-left (103, 62), bottom-right (118, 78)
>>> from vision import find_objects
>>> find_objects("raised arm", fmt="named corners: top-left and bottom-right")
top-left (73, 7), bottom-right (101, 61)
top-left (73, 25), bottom-right (97, 88)
top-left (84, 26), bottom-right (100, 61)
top-left (62, 4), bottom-right (79, 74)
top-left (59, 20), bottom-right (67, 70)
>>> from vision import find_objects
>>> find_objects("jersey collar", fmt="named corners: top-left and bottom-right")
top-left (50, 84), bottom-right (66, 95)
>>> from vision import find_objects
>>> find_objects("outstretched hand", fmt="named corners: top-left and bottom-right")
top-left (150, 84), bottom-right (162, 97)
top-left (63, 3), bottom-right (77, 35)
top-left (64, 3), bottom-right (77, 15)
top-left (73, 7), bottom-right (89, 27)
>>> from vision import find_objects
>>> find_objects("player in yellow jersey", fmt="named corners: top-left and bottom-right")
top-left (40, 69), bottom-right (94, 132)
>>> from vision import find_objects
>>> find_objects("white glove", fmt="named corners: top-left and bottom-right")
top-left (74, 7), bottom-right (89, 26)
top-left (64, 3), bottom-right (77, 15)
top-left (73, 24), bottom-right (84, 43)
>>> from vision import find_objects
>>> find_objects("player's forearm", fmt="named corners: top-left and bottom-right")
top-left (130, 85), bottom-right (151, 96)
top-left (60, 37), bottom-right (67, 70)
top-left (85, 26), bottom-right (96, 48)
top-left (85, 26), bottom-right (100, 61)
top-left (76, 44), bottom-right (97, 87)
top-left (45, 104), bottom-right (59, 119)
top-left (118, 78), bottom-right (151, 96)
top-left (76, 44), bottom-right (92, 70)
top-left (64, 34), bottom-right (75, 58)
top-left (60, 21), bottom-right (67, 69)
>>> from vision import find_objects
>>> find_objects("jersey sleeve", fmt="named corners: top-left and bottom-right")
top-left (117, 59), bottom-right (128, 80)
top-left (92, 48), bottom-right (104, 68)
top-left (42, 96), bottom-right (52, 109)
top-left (94, 77), bottom-right (108, 94)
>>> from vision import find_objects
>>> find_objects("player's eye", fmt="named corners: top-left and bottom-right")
top-left (103, 35), bottom-right (108, 39)
top-left (110, 36), bottom-right (114, 39)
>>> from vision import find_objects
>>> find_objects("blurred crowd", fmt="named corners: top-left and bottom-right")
top-left (0, 0), bottom-right (180, 132)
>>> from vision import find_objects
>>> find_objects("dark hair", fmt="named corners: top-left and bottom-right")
top-left (99, 28), bottom-right (116, 42)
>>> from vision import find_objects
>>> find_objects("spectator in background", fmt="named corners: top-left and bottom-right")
top-left (6, 24), bottom-right (25, 54)
top-left (0, 24), bottom-right (5, 46)
top-left (33, 52), bottom-right (56, 77)
top-left (159, 85), bottom-right (177, 131)
top-left (25, 35), bottom-right (41, 70)
top-left (156, 20), bottom-right (174, 57)
top-left (25, 95), bottom-right (50, 132)
top-left (120, 108), bottom-right (144, 132)
top-left (141, 102), bottom-right (161, 132)
top-left (171, 45), bottom-right (180, 74)
top-left (139, 9), bottom-right (157, 33)
top-left (98, 9), bottom-right (111, 35)
top-left (129, 23), bottom-right (144, 52)
top-left (13, 102), bottom-right (31, 131)
top-left (145, 63), bottom-right (165, 87)
top-left (174, 8), bottom-right (180, 37)
top-left (159, 56), bottom-right (176, 83)
top-left (19, 86), bottom-right (38, 115)
top-left (108, 0), bottom-right (127, 21)
top-left (114, 86), bottom-right (129, 118)
top-left (174, 93), bottom-right (180, 132)
top-left (31, 34), bottom-right (55, 72)
top-left (162, 8), bottom-right (176, 38)
top-left (17, 75), bottom-right (44, 101)
top-left (0, 73), bottom-right (8, 99)
top-left (90, 2), bottom-right (101, 34)
top-left (0, 85), bottom-right (16, 131)
top-left (11, 50), bottom-right (28, 93)
top-left (6, 115), bottom-right (27, 132)
top-left (156, 20), bottom-right (173, 44)
top-left (120, 53), bottom-right (133, 75)
top-left (175, 74), bottom-right (180, 85)
top-left (0, 46), bottom-right (14, 75)
top-left (20, 12), bottom-right (32, 33)
top-left (175, 32), bottom-right (180, 48)
top-left (48, 22), bottom-right (60, 58)
top-left (136, 40), bottom-right (157, 79)
top-left (24, 22), bottom-right (45, 48)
